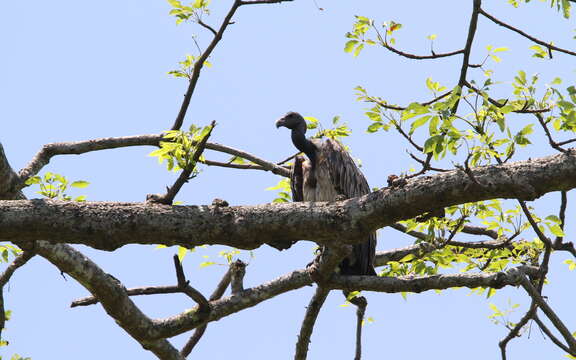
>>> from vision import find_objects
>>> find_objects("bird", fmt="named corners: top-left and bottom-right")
top-left (276, 111), bottom-right (376, 276)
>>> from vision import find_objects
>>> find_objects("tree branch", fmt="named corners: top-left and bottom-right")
top-left (170, 0), bottom-right (294, 131)
top-left (147, 122), bottom-right (216, 205)
top-left (480, 8), bottom-right (576, 57)
top-left (463, 81), bottom-right (551, 113)
top-left (4, 150), bottom-right (576, 250)
top-left (13, 133), bottom-right (289, 194)
top-left (380, 43), bottom-right (464, 60)
top-left (533, 315), bottom-right (576, 357)
top-left (180, 266), bottom-right (232, 357)
top-left (0, 250), bottom-right (34, 342)
top-left (294, 286), bottom-right (330, 360)
top-left (153, 265), bottom-right (538, 339)
top-left (535, 113), bottom-right (567, 152)
top-left (451, 0), bottom-right (481, 113)
top-left (520, 276), bottom-right (576, 350)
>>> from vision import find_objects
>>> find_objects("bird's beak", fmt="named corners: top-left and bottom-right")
top-left (275, 117), bottom-right (286, 129)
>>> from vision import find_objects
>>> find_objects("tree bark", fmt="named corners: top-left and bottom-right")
top-left (1, 150), bottom-right (575, 250)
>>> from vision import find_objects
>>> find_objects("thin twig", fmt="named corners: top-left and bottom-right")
top-left (173, 255), bottom-right (210, 312)
top-left (180, 266), bottom-right (232, 357)
top-left (480, 8), bottom-right (576, 57)
top-left (294, 286), bottom-right (330, 360)
top-left (346, 294), bottom-right (368, 360)
top-left (147, 121), bottom-right (216, 204)
top-left (170, 3), bottom-right (240, 130)
top-left (555, 191), bottom-right (567, 246)
top-left (535, 113), bottom-right (567, 153)
top-left (170, 0), bottom-right (294, 130)
top-left (71, 285), bottom-right (182, 307)
top-left (366, 90), bottom-right (451, 112)
top-left (520, 276), bottom-right (576, 350)
top-left (0, 250), bottom-right (35, 341)
top-left (499, 305), bottom-right (537, 360)
top-left (408, 153), bottom-right (449, 172)
top-left (451, 0), bottom-right (481, 114)
top-left (533, 314), bottom-right (576, 356)
top-left (197, 19), bottom-right (217, 36)
top-left (17, 133), bottom-right (290, 191)
top-left (381, 42), bottom-right (464, 60)
top-left (464, 81), bottom-right (551, 113)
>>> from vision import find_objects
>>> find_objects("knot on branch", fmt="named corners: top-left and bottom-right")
top-left (145, 193), bottom-right (170, 205)
top-left (387, 174), bottom-right (407, 188)
top-left (308, 245), bottom-right (351, 285)
top-left (211, 198), bottom-right (229, 207)
top-left (230, 259), bottom-right (246, 294)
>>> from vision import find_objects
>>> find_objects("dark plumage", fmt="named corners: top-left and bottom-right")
top-left (276, 111), bottom-right (376, 276)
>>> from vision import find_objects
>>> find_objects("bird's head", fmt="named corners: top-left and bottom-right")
top-left (275, 111), bottom-right (307, 134)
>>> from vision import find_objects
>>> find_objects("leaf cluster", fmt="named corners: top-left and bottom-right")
top-left (167, 0), bottom-right (211, 25)
top-left (24, 172), bottom-right (89, 202)
top-left (149, 124), bottom-right (213, 172)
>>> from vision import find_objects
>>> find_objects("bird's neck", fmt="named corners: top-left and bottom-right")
top-left (291, 129), bottom-right (316, 166)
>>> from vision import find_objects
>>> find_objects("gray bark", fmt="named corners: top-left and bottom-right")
top-left (1, 149), bottom-right (576, 251)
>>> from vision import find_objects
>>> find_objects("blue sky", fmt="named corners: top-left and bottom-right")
top-left (1, 1), bottom-right (575, 359)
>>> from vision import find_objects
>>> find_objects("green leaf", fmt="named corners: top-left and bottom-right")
top-left (493, 47), bottom-right (509, 53)
top-left (367, 122), bottom-right (382, 133)
top-left (490, 54), bottom-right (502, 63)
top-left (167, 0), bottom-right (183, 8)
top-left (304, 116), bottom-right (319, 130)
top-left (199, 261), bottom-right (216, 268)
top-left (547, 224), bottom-right (565, 237)
top-left (399, 254), bottom-right (415, 262)
top-left (74, 195), bottom-right (87, 202)
top-left (563, 259), bottom-right (576, 271)
top-left (423, 135), bottom-right (443, 154)
top-left (177, 246), bottom-right (188, 262)
top-left (409, 115), bottom-right (431, 135)
top-left (545, 215), bottom-right (561, 223)
top-left (353, 43), bottom-right (364, 57)
top-left (24, 176), bottom-right (41, 185)
top-left (344, 40), bottom-right (358, 53)
top-left (70, 180), bottom-right (90, 188)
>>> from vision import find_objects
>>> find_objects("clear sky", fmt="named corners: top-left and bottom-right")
top-left (1, 1), bottom-right (575, 359)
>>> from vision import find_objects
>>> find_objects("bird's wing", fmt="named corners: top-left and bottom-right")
top-left (290, 155), bottom-right (304, 202)
top-left (321, 138), bottom-right (370, 198)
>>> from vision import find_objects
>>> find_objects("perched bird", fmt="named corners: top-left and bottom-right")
top-left (276, 111), bottom-right (376, 276)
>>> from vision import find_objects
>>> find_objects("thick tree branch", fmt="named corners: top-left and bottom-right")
top-left (3, 150), bottom-right (576, 250)
top-left (153, 265), bottom-right (538, 338)
top-left (31, 241), bottom-right (182, 359)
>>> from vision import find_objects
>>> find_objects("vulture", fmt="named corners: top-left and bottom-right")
top-left (276, 111), bottom-right (376, 276)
